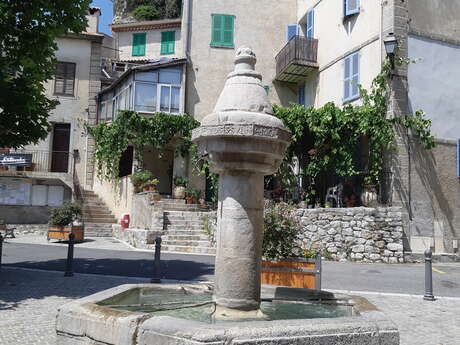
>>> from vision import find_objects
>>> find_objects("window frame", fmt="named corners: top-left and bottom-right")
top-left (343, 51), bottom-right (360, 103)
top-left (161, 31), bottom-right (176, 55)
top-left (132, 32), bottom-right (147, 57)
top-left (306, 9), bottom-right (314, 39)
top-left (210, 14), bottom-right (235, 48)
top-left (344, 0), bottom-right (360, 17)
top-left (286, 24), bottom-right (300, 42)
top-left (54, 62), bottom-right (76, 97)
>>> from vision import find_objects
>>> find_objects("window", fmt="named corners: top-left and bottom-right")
top-left (211, 14), bottom-right (234, 47)
top-left (160, 86), bottom-right (181, 113)
top-left (344, 0), bottom-right (360, 17)
top-left (161, 31), bottom-right (175, 55)
top-left (298, 85), bottom-right (305, 106)
top-left (132, 33), bottom-right (146, 56)
top-left (306, 9), bottom-right (314, 39)
top-left (344, 51), bottom-right (360, 102)
top-left (135, 83), bottom-right (157, 112)
top-left (286, 24), bottom-right (300, 42)
top-left (54, 62), bottom-right (76, 96)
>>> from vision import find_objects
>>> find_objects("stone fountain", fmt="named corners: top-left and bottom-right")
top-left (192, 47), bottom-right (291, 320)
top-left (55, 48), bottom-right (400, 345)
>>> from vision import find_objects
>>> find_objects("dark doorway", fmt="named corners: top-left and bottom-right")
top-left (51, 123), bottom-right (71, 173)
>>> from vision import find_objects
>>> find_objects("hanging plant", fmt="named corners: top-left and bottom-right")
top-left (87, 111), bottom-right (200, 181)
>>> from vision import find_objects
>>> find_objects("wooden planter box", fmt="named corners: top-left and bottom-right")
top-left (47, 226), bottom-right (84, 242)
top-left (261, 257), bottom-right (321, 290)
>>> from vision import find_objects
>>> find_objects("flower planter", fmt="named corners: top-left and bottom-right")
top-left (47, 226), bottom-right (84, 242)
top-left (261, 257), bottom-right (321, 290)
top-left (173, 186), bottom-right (186, 199)
top-left (361, 185), bottom-right (378, 207)
top-left (185, 197), bottom-right (194, 204)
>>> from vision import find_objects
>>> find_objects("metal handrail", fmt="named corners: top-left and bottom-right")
top-left (0, 150), bottom-right (74, 174)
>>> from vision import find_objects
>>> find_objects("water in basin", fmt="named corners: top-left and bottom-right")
top-left (97, 287), bottom-right (353, 324)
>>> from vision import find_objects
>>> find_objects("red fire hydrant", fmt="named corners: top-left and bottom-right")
top-left (120, 214), bottom-right (130, 230)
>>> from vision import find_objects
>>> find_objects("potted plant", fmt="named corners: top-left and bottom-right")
top-left (261, 201), bottom-right (320, 290)
top-left (142, 178), bottom-right (159, 192)
top-left (47, 202), bottom-right (84, 242)
top-left (131, 170), bottom-right (153, 193)
top-left (173, 176), bottom-right (188, 199)
top-left (361, 176), bottom-right (378, 207)
top-left (185, 187), bottom-right (201, 204)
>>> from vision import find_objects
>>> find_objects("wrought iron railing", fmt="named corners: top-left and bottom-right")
top-left (0, 150), bottom-right (74, 175)
top-left (275, 35), bottom-right (318, 76)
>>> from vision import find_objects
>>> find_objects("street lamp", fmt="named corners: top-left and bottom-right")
top-left (384, 33), bottom-right (398, 69)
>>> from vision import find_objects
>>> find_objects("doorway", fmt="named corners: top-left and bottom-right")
top-left (51, 123), bottom-right (71, 173)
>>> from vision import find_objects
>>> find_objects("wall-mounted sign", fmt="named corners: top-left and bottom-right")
top-left (0, 154), bottom-right (32, 166)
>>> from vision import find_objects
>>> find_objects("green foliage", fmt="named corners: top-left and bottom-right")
top-left (273, 59), bottom-right (435, 196)
top-left (128, 0), bottom-right (181, 21)
top-left (48, 202), bottom-right (82, 226)
top-left (131, 170), bottom-right (153, 188)
top-left (0, 0), bottom-right (91, 148)
top-left (173, 175), bottom-right (188, 187)
top-left (190, 144), bottom-right (219, 203)
top-left (262, 201), bottom-right (300, 261)
top-left (132, 5), bottom-right (163, 21)
top-left (300, 249), bottom-right (317, 259)
top-left (185, 186), bottom-right (201, 200)
top-left (87, 111), bottom-right (199, 181)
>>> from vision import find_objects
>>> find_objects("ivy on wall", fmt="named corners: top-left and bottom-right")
top-left (272, 60), bottom-right (435, 203)
top-left (87, 111), bottom-right (199, 181)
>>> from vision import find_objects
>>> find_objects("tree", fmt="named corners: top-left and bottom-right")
top-left (0, 0), bottom-right (91, 148)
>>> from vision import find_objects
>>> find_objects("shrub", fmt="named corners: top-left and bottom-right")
top-left (48, 202), bottom-right (82, 226)
top-left (262, 201), bottom-right (300, 261)
top-left (131, 170), bottom-right (153, 190)
top-left (132, 5), bottom-right (163, 21)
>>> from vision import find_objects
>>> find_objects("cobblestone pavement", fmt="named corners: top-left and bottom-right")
top-left (1, 268), bottom-right (459, 345)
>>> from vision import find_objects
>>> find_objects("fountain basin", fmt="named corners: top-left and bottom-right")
top-left (56, 283), bottom-right (399, 345)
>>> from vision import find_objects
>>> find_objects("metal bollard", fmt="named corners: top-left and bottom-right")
top-left (423, 248), bottom-right (435, 301)
top-left (0, 233), bottom-right (3, 271)
top-left (64, 233), bottom-right (75, 277)
top-left (151, 236), bottom-right (162, 283)
top-left (315, 252), bottom-right (322, 291)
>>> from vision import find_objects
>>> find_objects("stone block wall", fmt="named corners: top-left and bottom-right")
top-left (295, 207), bottom-right (404, 263)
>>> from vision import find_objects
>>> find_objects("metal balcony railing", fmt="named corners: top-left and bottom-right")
top-left (0, 150), bottom-right (74, 175)
top-left (275, 35), bottom-right (318, 83)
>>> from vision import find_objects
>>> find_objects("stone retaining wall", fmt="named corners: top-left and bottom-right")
top-left (7, 224), bottom-right (48, 236)
top-left (112, 224), bottom-right (160, 249)
top-left (296, 207), bottom-right (404, 263)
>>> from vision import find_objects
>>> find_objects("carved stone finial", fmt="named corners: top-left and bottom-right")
top-left (234, 47), bottom-right (256, 71)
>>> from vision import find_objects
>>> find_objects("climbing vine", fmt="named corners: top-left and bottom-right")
top-left (272, 59), bottom-right (435, 203)
top-left (87, 111), bottom-right (199, 181)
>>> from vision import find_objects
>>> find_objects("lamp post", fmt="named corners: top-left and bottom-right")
top-left (384, 33), bottom-right (398, 69)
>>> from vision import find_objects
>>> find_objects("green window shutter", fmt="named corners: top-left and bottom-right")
top-left (132, 33), bottom-right (146, 56)
top-left (223, 15), bottom-right (234, 46)
top-left (211, 14), bottom-right (223, 45)
top-left (211, 14), bottom-right (234, 47)
top-left (161, 31), bottom-right (175, 55)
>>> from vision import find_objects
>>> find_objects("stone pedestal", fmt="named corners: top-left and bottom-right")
top-left (214, 172), bottom-right (264, 311)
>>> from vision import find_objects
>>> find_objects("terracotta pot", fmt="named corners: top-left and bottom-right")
top-left (173, 186), bottom-right (186, 199)
top-left (361, 185), bottom-right (378, 207)
top-left (185, 196), bottom-right (194, 204)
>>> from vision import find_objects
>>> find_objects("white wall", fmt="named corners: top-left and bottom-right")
top-left (116, 28), bottom-right (183, 61)
top-left (297, 0), bottom-right (382, 107)
top-left (93, 176), bottom-right (134, 220)
top-left (408, 35), bottom-right (460, 140)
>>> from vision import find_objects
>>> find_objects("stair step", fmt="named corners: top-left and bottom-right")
top-left (83, 218), bottom-right (117, 223)
top-left (161, 245), bottom-right (216, 255)
top-left (162, 235), bottom-right (210, 241)
top-left (162, 230), bottom-right (209, 236)
top-left (162, 240), bottom-right (212, 247)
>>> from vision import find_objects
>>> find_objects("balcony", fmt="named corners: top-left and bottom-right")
top-left (275, 35), bottom-right (318, 83)
top-left (0, 150), bottom-right (74, 186)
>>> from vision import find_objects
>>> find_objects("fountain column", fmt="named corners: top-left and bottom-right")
top-left (192, 47), bottom-right (291, 319)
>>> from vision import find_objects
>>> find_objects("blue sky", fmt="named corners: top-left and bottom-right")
top-left (91, 0), bottom-right (113, 35)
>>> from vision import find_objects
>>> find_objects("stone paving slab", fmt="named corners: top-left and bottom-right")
top-left (1, 268), bottom-right (459, 345)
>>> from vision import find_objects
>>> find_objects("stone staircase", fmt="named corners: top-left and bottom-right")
top-left (81, 190), bottom-right (117, 237)
top-left (160, 210), bottom-right (216, 255)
